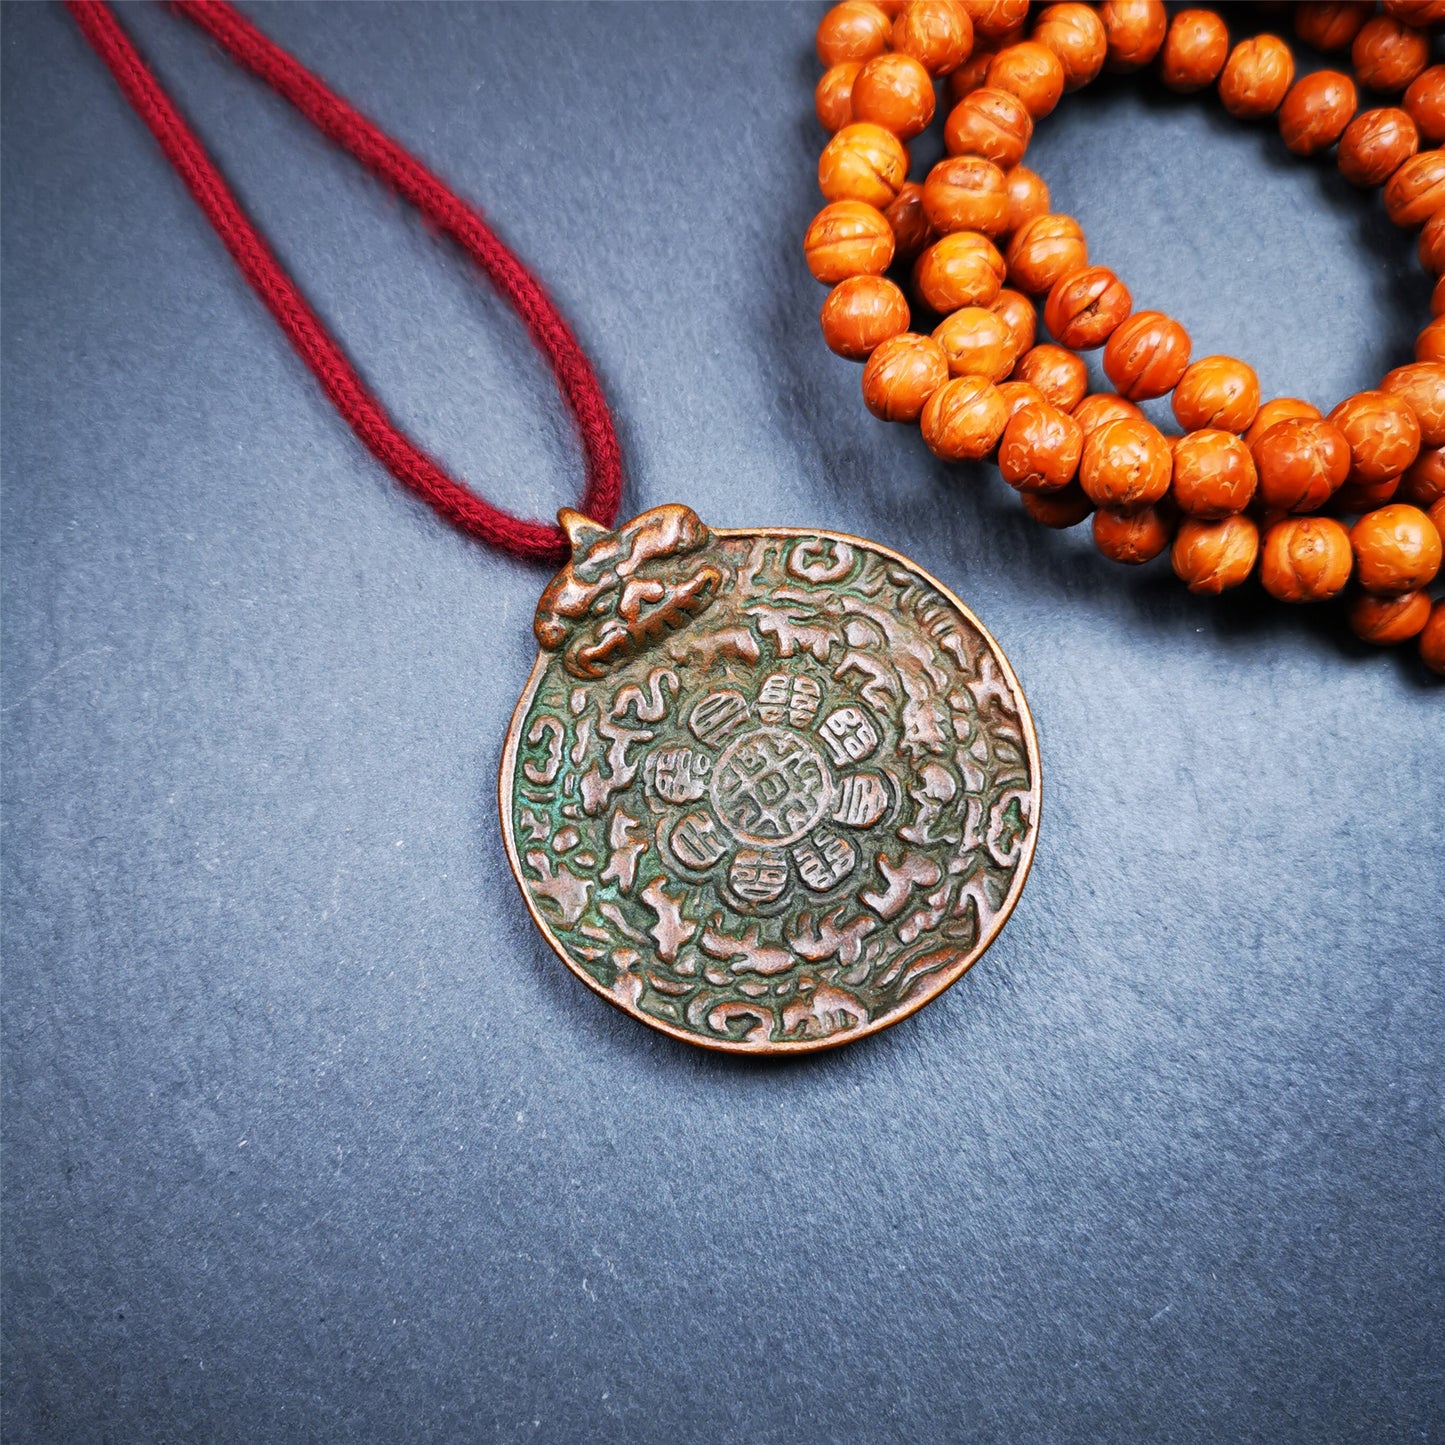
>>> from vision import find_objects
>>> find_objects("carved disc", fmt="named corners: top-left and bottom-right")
top-left (500, 505), bottom-right (1041, 1053)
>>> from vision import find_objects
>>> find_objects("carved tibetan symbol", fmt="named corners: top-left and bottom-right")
top-left (500, 504), bottom-right (1041, 1054)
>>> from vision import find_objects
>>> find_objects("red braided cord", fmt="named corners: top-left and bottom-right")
top-left (64, 0), bottom-right (623, 564)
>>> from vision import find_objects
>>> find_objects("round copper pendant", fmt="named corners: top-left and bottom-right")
top-left (500, 505), bottom-right (1041, 1053)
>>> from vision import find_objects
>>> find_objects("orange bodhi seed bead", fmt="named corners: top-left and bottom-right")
top-left (1432, 495), bottom-right (1445, 535)
top-left (1384, 151), bottom-right (1445, 227)
top-left (1074, 392), bottom-right (1146, 436)
top-left (1399, 445), bottom-right (1445, 505)
top-left (892, 0), bottom-right (975, 77)
top-left (1251, 417), bottom-right (1351, 512)
top-left (1032, 3), bottom-right (1107, 91)
top-left (816, 63), bottom-right (862, 132)
top-left (819, 123), bottom-right (910, 207)
top-left (1419, 321), bottom-right (1445, 365)
top-left (1093, 504), bottom-right (1175, 564)
top-left (883, 182), bottom-right (935, 265)
top-left (922, 155), bottom-right (1010, 236)
top-left (944, 87), bottom-right (1033, 166)
top-left (1348, 588), bottom-right (1432, 644)
top-left (816, 1), bottom-right (892, 67)
top-left (1102, 311), bottom-right (1192, 400)
top-left (920, 375), bottom-right (1009, 459)
top-left (1260, 516), bottom-right (1354, 602)
top-left (1172, 355), bottom-right (1260, 433)
top-left (996, 379), bottom-right (1047, 419)
top-left (1421, 600), bottom-right (1445, 674)
top-left (998, 401), bottom-right (1084, 492)
top-left (1333, 475), bottom-right (1402, 515)
top-left (968, 0), bottom-right (1030, 42)
top-left (1384, 1), bottom-right (1445, 24)
top-left (946, 46), bottom-right (997, 105)
top-left (1171, 429), bottom-right (1258, 517)
top-left (1044, 266), bottom-right (1132, 350)
top-left (1294, 3), bottom-right (1372, 53)
top-left (1349, 503), bottom-right (1443, 592)
top-left (1172, 514), bottom-right (1259, 592)
top-left (804, 201), bottom-right (896, 284)
top-left (1004, 214), bottom-right (1087, 295)
top-left (1245, 397), bottom-right (1323, 446)
top-left (1219, 35), bottom-right (1295, 121)
top-left (1381, 363), bottom-right (1445, 447)
top-left (1004, 167), bottom-right (1050, 234)
top-left (851, 53), bottom-right (938, 140)
top-left (1099, 1), bottom-right (1167, 72)
top-left (862, 332), bottom-right (950, 422)
top-left (1014, 343), bottom-right (1088, 411)
top-left (1421, 210), bottom-right (1445, 275)
top-left (1337, 108), bottom-right (1419, 187)
top-left (1279, 71), bottom-right (1358, 157)
top-left (986, 41), bottom-right (1066, 119)
top-left (1327, 390), bottom-right (1423, 484)
top-left (1079, 415), bottom-right (1172, 508)
top-left (1351, 16), bottom-right (1430, 94)
top-left (821, 275), bottom-right (911, 360)
top-left (1160, 10), bottom-right (1230, 93)
top-left (914, 231), bottom-right (1005, 311)
top-left (990, 287), bottom-right (1037, 356)
top-left (933, 305), bottom-right (1020, 381)
top-left (1404, 67), bottom-right (1445, 147)
top-left (1021, 481), bottom-right (1094, 527)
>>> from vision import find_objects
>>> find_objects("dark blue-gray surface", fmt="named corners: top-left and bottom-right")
top-left (2, 3), bottom-right (1441, 1441)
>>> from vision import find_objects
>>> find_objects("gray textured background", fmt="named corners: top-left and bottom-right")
top-left (3, 3), bottom-right (1442, 1441)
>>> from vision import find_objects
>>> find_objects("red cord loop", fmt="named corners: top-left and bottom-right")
top-left (64, 0), bottom-right (624, 564)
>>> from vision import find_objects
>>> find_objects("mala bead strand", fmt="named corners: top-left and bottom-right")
top-left (806, 1), bottom-right (1445, 671)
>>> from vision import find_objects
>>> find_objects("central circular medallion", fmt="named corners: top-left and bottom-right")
top-left (709, 726), bottom-right (833, 847)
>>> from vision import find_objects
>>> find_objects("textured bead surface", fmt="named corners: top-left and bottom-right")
top-left (1004, 213), bottom-right (1087, 294)
top-left (990, 286), bottom-right (1037, 356)
top-left (1422, 599), bottom-right (1445, 673)
top-left (804, 201), bottom-right (896, 283)
top-left (1218, 35), bottom-right (1295, 121)
top-left (919, 374), bottom-right (1009, 458)
top-left (1092, 504), bottom-right (1174, 563)
top-left (1349, 503), bottom-right (1443, 592)
top-left (1043, 266), bottom-right (1132, 349)
top-left (1278, 71), bottom-right (1357, 157)
top-left (1171, 514), bottom-right (1259, 592)
top-left (1073, 392), bottom-right (1146, 436)
top-left (933, 304), bottom-right (1020, 380)
top-left (1417, 319), bottom-right (1445, 363)
top-left (1260, 516), bottom-right (1354, 602)
top-left (944, 87), bottom-right (1034, 166)
top-left (1398, 443), bottom-right (1445, 505)
top-left (1171, 355), bottom-right (1260, 433)
top-left (1013, 343), bottom-right (1088, 411)
top-left (1099, 0), bottom-right (1167, 72)
top-left (1404, 66), bottom-right (1445, 147)
top-left (815, 62), bottom-right (862, 132)
top-left (892, 0), bottom-right (975, 76)
top-left (1347, 587), bottom-right (1433, 644)
top-left (851, 52), bottom-right (938, 139)
top-left (967, 0), bottom-right (1030, 41)
top-left (1381, 362), bottom-right (1445, 446)
top-left (1078, 415), bottom-right (1172, 508)
top-left (922, 155), bottom-right (1010, 235)
top-left (986, 41), bottom-right (1066, 118)
top-left (998, 400), bottom-right (1084, 491)
top-left (1031, 2), bottom-right (1107, 91)
top-left (1101, 310), bottom-right (1192, 400)
top-left (861, 331), bottom-right (950, 421)
top-left (817, 1), bottom-right (893, 67)
top-left (1020, 481), bottom-right (1094, 527)
top-left (1160, 9), bottom-right (1230, 93)
top-left (1383, 150), bottom-right (1445, 227)
top-left (1351, 16), bottom-right (1430, 94)
top-left (1245, 396), bottom-right (1323, 446)
top-left (996, 379), bottom-right (1047, 419)
top-left (1170, 429), bottom-right (1257, 517)
top-left (1251, 417), bottom-right (1352, 512)
top-left (1294, 2), bottom-right (1372, 53)
top-left (821, 275), bottom-right (911, 359)
top-left (883, 182), bottom-right (935, 265)
top-left (1003, 166), bottom-right (1051, 234)
top-left (1337, 107), bottom-right (1419, 187)
top-left (819, 122), bottom-right (910, 206)
top-left (1328, 390), bottom-right (1423, 484)
top-left (914, 231), bottom-right (1006, 311)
